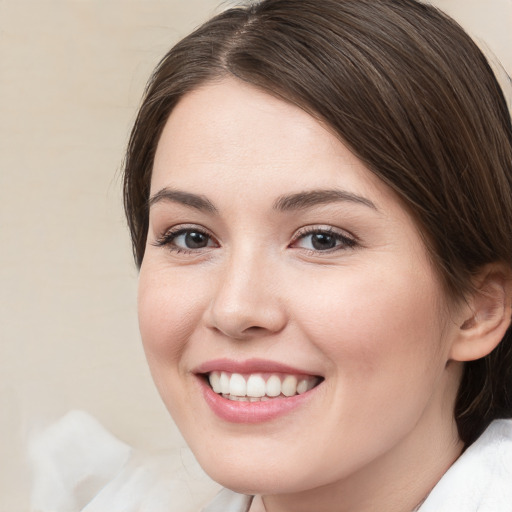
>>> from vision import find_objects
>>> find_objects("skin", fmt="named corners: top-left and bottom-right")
top-left (138, 78), bottom-right (468, 512)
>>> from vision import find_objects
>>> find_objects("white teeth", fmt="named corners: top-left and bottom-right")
top-left (297, 378), bottom-right (308, 394)
top-left (220, 372), bottom-right (230, 394)
top-left (247, 374), bottom-right (266, 397)
top-left (208, 371), bottom-right (320, 399)
top-left (230, 373), bottom-right (247, 396)
top-left (209, 371), bottom-right (221, 393)
top-left (266, 375), bottom-right (282, 397)
top-left (281, 375), bottom-right (298, 397)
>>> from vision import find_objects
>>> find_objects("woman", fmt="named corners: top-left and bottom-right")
top-left (123, 0), bottom-right (512, 510)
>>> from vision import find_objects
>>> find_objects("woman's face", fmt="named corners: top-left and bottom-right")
top-left (138, 79), bottom-right (463, 496)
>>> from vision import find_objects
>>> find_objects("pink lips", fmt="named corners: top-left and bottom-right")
top-left (195, 358), bottom-right (315, 376)
top-left (194, 358), bottom-right (322, 424)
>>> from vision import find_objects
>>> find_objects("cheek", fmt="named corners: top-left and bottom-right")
top-left (294, 263), bottom-right (446, 388)
top-left (137, 264), bottom-right (206, 372)
top-left (137, 264), bottom-right (214, 427)
top-left (286, 265), bottom-right (451, 471)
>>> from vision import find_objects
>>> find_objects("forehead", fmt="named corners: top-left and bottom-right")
top-left (151, 78), bottom-right (381, 196)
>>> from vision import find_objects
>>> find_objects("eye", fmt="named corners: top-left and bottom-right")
top-left (291, 227), bottom-right (357, 252)
top-left (173, 230), bottom-right (212, 249)
top-left (153, 226), bottom-right (218, 253)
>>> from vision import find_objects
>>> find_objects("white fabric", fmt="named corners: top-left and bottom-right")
top-left (418, 419), bottom-right (512, 511)
top-left (201, 488), bottom-right (252, 512)
top-left (28, 410), bottom-right (220, 512)
top-left (29, 410), bottom-right (132, 511)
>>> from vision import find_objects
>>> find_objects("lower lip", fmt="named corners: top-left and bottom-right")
top-left (198, 378), bottom-right (319, 424)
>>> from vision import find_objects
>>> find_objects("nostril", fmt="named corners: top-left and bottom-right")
top-left (245, 326), bottom-right (267, 333)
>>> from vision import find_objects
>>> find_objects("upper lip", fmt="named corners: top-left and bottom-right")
top-left (194, 358), bottom-right (321, 377)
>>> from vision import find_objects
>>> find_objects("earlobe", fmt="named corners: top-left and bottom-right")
top-left (449, 264), bottom-right (512, 362)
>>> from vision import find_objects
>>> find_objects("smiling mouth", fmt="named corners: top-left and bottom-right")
top-left (205, 371), bottom-right (323, 402)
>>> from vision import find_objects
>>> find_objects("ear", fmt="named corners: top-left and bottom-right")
top-left (449, 263), bottom-right (512, 362)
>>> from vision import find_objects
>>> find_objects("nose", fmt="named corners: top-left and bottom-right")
top-left (204, 251), bottom-right (287, 340)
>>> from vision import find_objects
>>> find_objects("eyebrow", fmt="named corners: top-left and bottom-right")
top-left (273, 189), bottom-right (377, 211)
top-left (148, 187), bottom-right (376, 214)
top-left (148, 188), bottom-right (218, 214)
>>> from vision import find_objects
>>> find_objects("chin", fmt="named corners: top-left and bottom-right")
top-left (189, 441), bottom-right (328, 496)
top-left (203, 466), bottom-right (303, 496)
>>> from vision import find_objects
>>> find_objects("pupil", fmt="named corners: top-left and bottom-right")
top-left (185, 232), bottom-right (208, 248)
top-left (312, 233), bottom-right (335, 250)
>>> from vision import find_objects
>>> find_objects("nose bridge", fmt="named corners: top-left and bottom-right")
top-left (207, 242), bottom-right (286, 339)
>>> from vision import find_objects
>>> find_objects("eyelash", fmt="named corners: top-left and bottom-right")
top-left (153, 225), bottom-right (358, 255)
top-left (290, 226), bottom-right (357, 253)
top-left (153, 225), bottom-right (218, 255)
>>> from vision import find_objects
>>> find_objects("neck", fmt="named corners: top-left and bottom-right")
top-left (255, 368), bottom-right (464, 512)
top-left (261, 429), bottom-right (461, 512)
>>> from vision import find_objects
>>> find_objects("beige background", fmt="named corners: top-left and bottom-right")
top-left (0, 1), bottom-right (510, 510)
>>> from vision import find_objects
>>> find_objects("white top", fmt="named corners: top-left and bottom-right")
top-left (418, 419), bottom-right (512, 511)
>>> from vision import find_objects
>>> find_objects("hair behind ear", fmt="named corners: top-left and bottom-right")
top-left (453, 265), bottom-right (512, 445)
top-left (455, 335), bottom-right (512, 446)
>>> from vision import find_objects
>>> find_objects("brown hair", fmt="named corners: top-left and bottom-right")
top-left (123, 0), bottom-right (512, 446)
